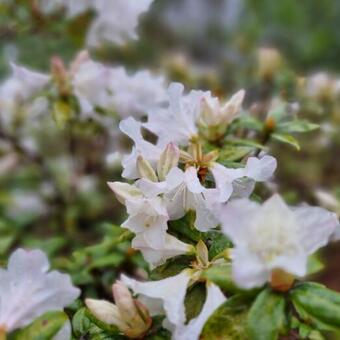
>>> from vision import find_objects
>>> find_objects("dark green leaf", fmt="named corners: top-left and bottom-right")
top-left (290, 282), bottom-right (340, 332)
top-left (201, 294), bottom-right (253, 339)
top-left (247, 288), bottom-right (286, 340)
top-left (185, 283), bottom-right (206, 322)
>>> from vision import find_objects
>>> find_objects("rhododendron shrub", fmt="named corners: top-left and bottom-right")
top-left (1, 1), bottom-right (340, 340)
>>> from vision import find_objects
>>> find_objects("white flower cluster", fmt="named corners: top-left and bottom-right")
top-left (0, 53), bottom-right (167, 130)
top-left (39, 0), bottom-right (154, 47)
top-left (109, 82), bottom-right (277, 268)
top-left (104, 81), bottom-right (339, 340)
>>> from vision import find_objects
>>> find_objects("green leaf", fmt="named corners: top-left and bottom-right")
top-left (290, 282), bottom-right (340, 332)
top-left (219, 146), bottom-right (254, 162)
top-left (12, 312), bottom-right (68, 340)
top-left (201, 294), bottom-right (253, 339)
top-left (204, 230), bottom-right (232, 260)
top-left (271, 133), bottom-right (300, 150)
top-left (247, 288), bottom-right (286, 340)
top-left (277, 120), bottom-right (319, 134)
top-left (231, 116), bottom-right (264, 132)
top-left (202, 264), bottom-right (238, 293)
top-left (168, 212), bottom-right (202, 243)
top-left (185, 283), bottom-right (207, 322)
top-left (150, 256), bottom-right (192, 280)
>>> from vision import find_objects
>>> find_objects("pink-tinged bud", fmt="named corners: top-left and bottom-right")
top-left (112, 282), bottom-right (152, 338)
top-left (157, 143), bottom-right (180, 181)
top-left (107, 182), bottom-right (142, 204)
top-left (50, 56), bottom-right (70, 96)
top-left (136, 156), bottom-right (158, 182)
top-left (70, 50), bottom-right (90, 76)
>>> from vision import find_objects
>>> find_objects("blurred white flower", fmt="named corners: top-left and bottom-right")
top-left (122, 271), bottom-right (226, 340)
top-left (145, 83), bottom-right (204, 147)
top-left (304, 72), bottom-right (337, 101)
top-left (0, 248), bottom-right (80, 333)
top-left (73, 61), bottom-right (167, 119)
top-left (87, 0), bottom-right (154, 47)
top-left (108, 67), bottom-right (167, 118)
top-left (220, 194), bottom-right (338, 289)
top-left (314, 189), bottom-right (340, 241)
top-left (0, 64), bottom-right (49, 126)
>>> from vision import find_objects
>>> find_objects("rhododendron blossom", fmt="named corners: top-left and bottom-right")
top-left (220, 194), bottom-right (338, 289)
top-left (0, 249), bottom-right (79, 333)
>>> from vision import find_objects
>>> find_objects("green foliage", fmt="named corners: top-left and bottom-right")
top-left (10, 312), bottom-right (68, 340)
top-left (184, 283), bottom-right (207, 321)
top-left (271, 133), bottom-right (301, 150)
top-left (247, 288), bottom-right (287, 340)
top-left (290, 282), bottom-right (340, 332)
top-left (201, 294), bottom-right (253, 339)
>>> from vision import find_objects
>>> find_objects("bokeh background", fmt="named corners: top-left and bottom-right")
top-left (0, 0), bottom-right (339, 296)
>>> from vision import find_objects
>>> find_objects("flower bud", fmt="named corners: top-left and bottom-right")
top-left (107, 182), bottom-right (142, 204)
top-left (112, 282), bottom-right (152, 338)
top-left (196, 240), bottom-right (209, 268)
top-left (157, 143), bottom-right (180, 181)
top-left (257, 48), bottom-right (283, 79)
top-left (50, 56), bottom-right (70, 96)
top-left (137, 156), bottom-right (158, 182)
top-left (270, 269), bottom-right (295, 292)
top-left (85, 299), bottom-right (127, 330)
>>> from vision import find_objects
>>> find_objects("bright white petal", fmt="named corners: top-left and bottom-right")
top-left (173, 283), bottom-right (226, 340)
top-left (121, 271), bottom-right (191, 330)
top-left (132, 233), bottom-right (193, 268)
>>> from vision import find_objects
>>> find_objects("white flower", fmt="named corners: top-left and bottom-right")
top-left (145, 83), bottom-right (204, 147)
top-left (109, 67), bottom-right (167, 118)
top-left (87, 0), bottom-right (154, 47)
top-left (132, 233), bottom-right (194, 268)
top-left (121, 271), bottom-right (226, 340)
top-left (0, 64), bottom-right (49, 124)
top-left (108, 181), bottom-right (169, 248)
top-left (72, 58), bottom-right (112, 115)
top-left (119, 117), bottom-right (163, 179)
top-left (123, 195), bottom-right (169, 248)
top-left (220, 194), bottom-right (338, 289)
top-left (210, 155), bottom-right (277, 202)
top-left (0, 248), bottom-right (80, 333)
top-left (164, 166), bottom-right (220, 232)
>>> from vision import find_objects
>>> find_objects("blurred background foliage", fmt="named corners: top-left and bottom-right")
top-left (0, 0), bottom-right (340, 293)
